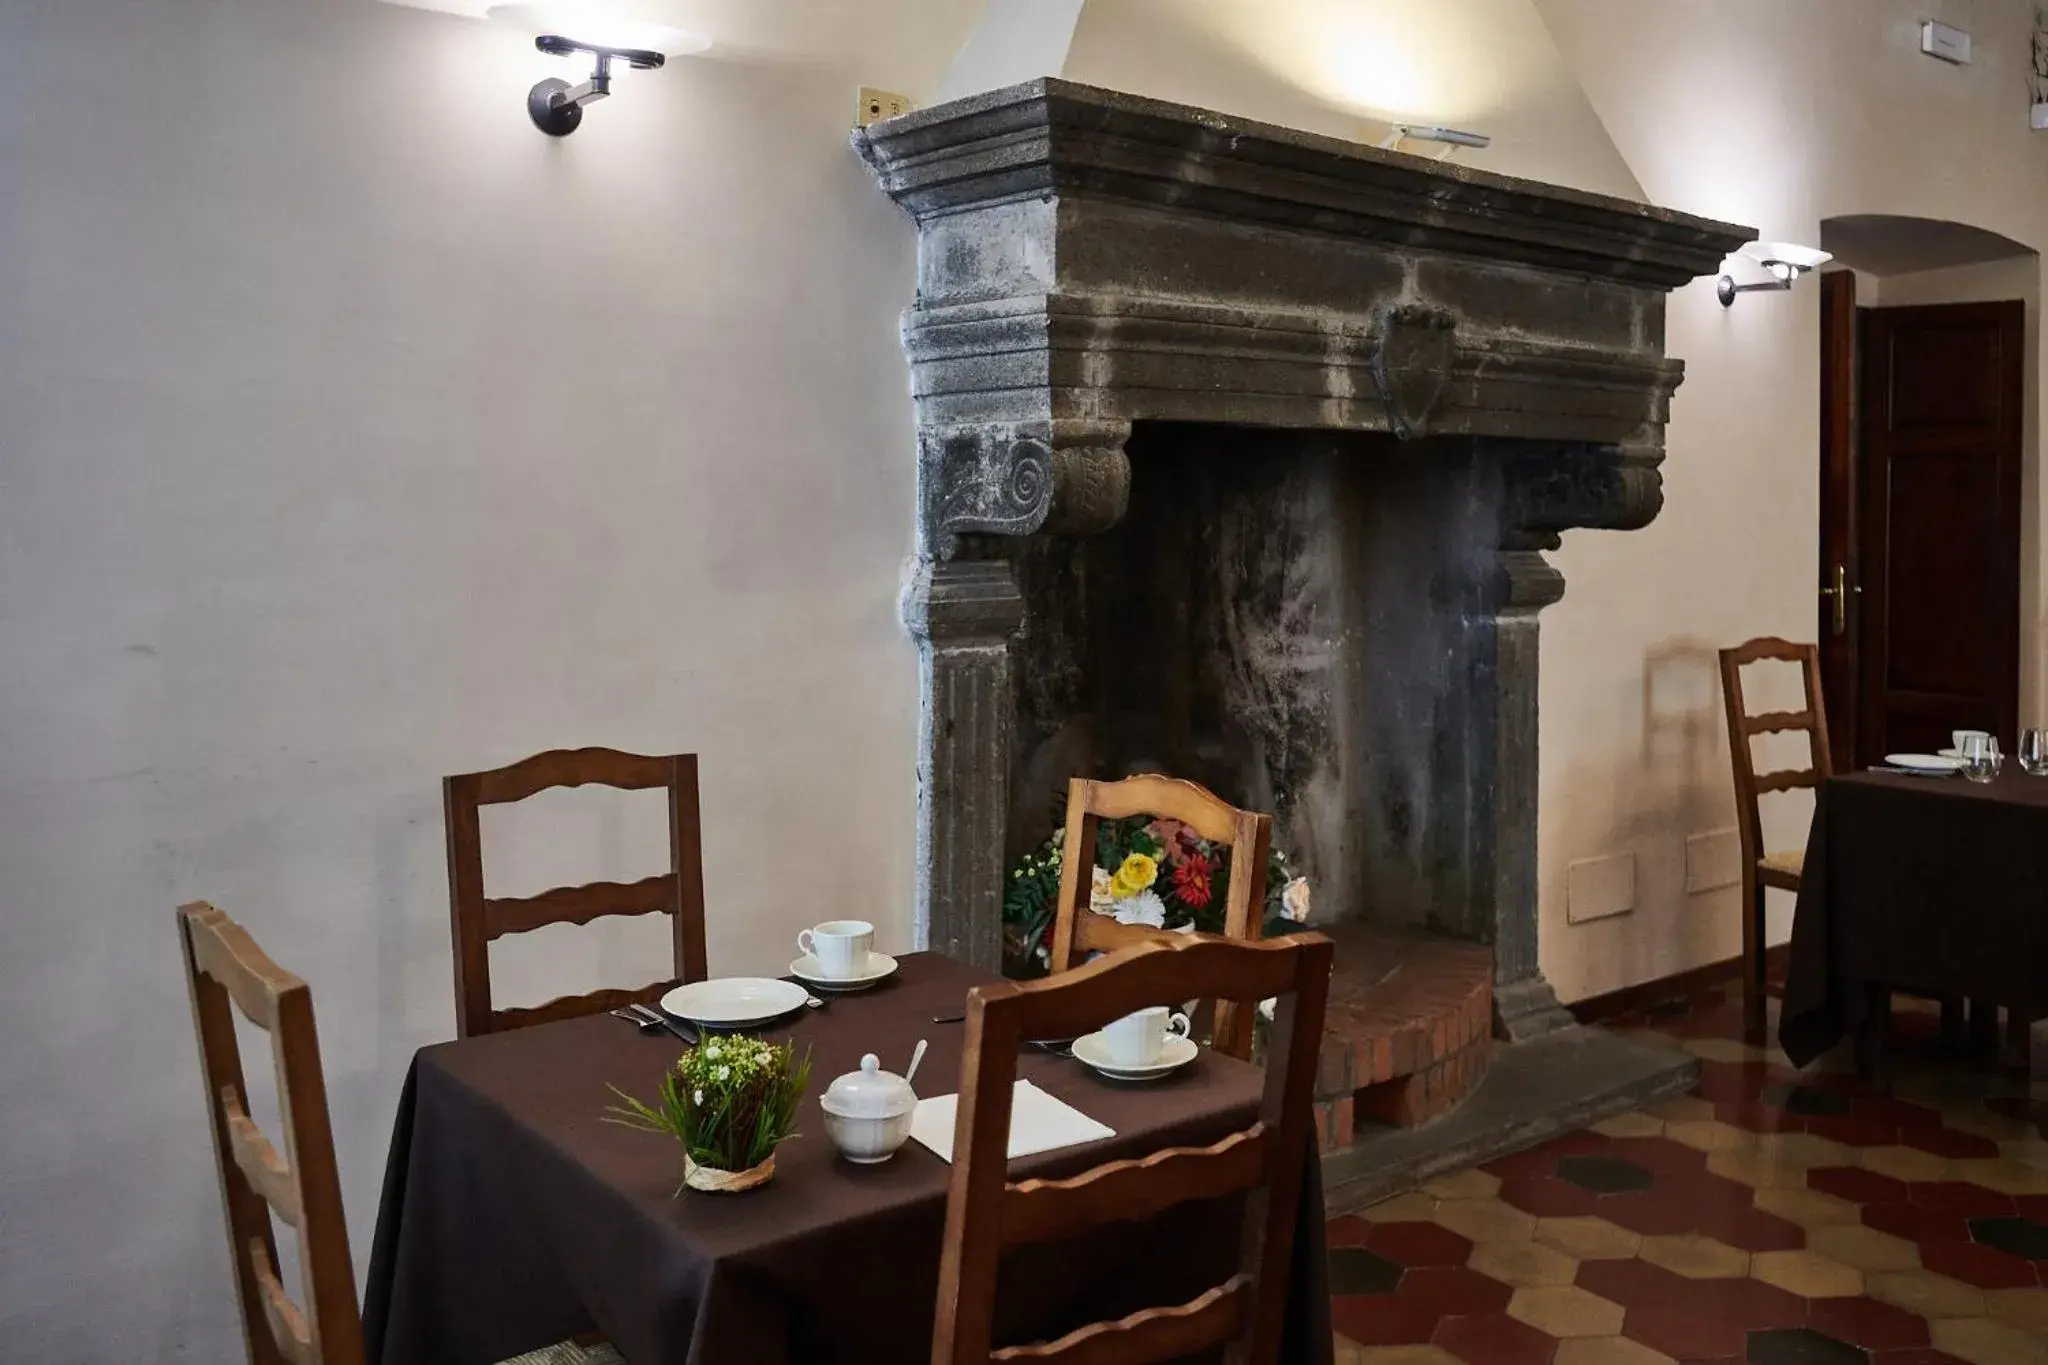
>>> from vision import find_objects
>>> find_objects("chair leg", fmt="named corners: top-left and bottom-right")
top-left (1740, 873), bottom-right (1767, 1042)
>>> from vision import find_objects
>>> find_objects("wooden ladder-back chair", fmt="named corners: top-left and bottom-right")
top-left (1718, 639), bottom-right (1832, 1039)
top-left (445, 748), bottom-right (708, 1038)
top-left (179, 901), bottom-right (365, 1365)
top-left (179, 903), bottom-right (621, 1365)
top-left (1048, 774), bottom-right (1273, 1060)
top-left (933, 932), bottom-right (1334, 1365)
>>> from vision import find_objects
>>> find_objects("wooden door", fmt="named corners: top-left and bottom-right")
top-left (1816, 271), bottom-right (1858, 767)
top-left (1854, 299), bottom-right (2025, 766)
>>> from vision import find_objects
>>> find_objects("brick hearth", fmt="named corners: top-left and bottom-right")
top-left (1313, 922), bottom-right (1495, 1148)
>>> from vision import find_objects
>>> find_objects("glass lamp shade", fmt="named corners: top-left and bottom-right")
top-left (487, 1), bottom-right (710, 55)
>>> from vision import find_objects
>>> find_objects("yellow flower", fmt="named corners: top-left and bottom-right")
top-left (1108, 852), bottom-right (1159, 900)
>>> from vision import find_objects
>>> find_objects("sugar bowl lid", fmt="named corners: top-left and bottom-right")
top-left (820, 1053), bottom-right (916, 1120)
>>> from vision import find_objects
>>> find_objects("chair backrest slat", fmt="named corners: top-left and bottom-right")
top-left (1002, 1123), bottom-right (1269, 1247)
top-left (1047, 775), bottom-right (1273, 1060)
top-left (445, 749), bottom-right (708, 1037)
top-left (988, 1273), bottom-right (1254, 1365)
top-left (932, 932), bottom-right (1333, 1365)
top-left (1718, 639), bottom-right (1832, 875)
top-left (179, 902), bottom-right (363, 1365)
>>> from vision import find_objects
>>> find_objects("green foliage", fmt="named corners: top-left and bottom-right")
top-left (608, 1035), bottom-right (812, 1191)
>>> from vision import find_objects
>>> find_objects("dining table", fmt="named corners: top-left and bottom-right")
top-left (1779, 763), bottom-right (2048, 1073)
top-left (361, 951), bottom-right (1333, 1365)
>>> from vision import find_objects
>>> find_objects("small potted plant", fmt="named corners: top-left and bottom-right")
top-left (609, 1035), bottom-right (812, 1194)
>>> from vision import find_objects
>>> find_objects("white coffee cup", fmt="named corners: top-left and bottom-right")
top-left (798, 920), bottom-right (875, 980)
top-left (1954, 729), bottom-right (1991, 754)
top-left (1101, 1006), bottom-right (1192, 1068)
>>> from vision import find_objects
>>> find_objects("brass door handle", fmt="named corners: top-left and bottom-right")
top-left (1819, 563), bottom-right (1861, 636)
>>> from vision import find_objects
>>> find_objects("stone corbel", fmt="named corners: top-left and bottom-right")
top-left (919, 419), bottom-right (1133, 557)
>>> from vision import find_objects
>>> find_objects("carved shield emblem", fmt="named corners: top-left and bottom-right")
top-left (1369, 305), bottom-right (1459, 441)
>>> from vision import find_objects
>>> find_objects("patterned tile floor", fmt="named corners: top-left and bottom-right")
top-left (1328, 986), bottom-right (2048, 1365)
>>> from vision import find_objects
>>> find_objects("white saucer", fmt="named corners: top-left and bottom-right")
top-left (1885, 753), bottom-right (1964, 774)
top-left (788, 952), bottom-right (899, 992)
top-left (662, 977), bottom-right (810, 1028)
top-left (1069, 1031), bottom-right (1199, 1080)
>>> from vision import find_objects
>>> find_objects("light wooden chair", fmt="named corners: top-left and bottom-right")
top-left (445, 748), bottom-right (708, 1038)
top-left (179, 902), bottom-right (622, 1365)
top-left (1048, 774), bottom-right (1273, 1060)
top-left (932, 932), bottom-right (1334, 1365)
top-left (1718, 638), bottom-right (1832, 1039)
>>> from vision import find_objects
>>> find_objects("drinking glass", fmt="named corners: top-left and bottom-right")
top-left (2021, 728), bottom-right (2048, 777)
top-left (1960, 732), bottom-right (2002, 784)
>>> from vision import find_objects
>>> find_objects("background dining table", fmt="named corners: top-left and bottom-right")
top-left (1779, 764), bottom-right (2048, 1071)
top-left (361, 951), bottom-right (1333, 1365)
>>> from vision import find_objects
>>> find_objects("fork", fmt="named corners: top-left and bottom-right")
top-left (627, 1002), bottom-right (699, 1045)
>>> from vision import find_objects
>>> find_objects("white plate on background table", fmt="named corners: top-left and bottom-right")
top-left (788, 952), bottom-right (899, 992)
top-left (1884, 753), bottom-right (1965, 774)
top-left (662, 977), bottom-right (810, 1028)
top-left (1068, 1030), bottom-right (1199, 1081)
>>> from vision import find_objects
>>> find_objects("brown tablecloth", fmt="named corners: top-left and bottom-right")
top-left (1780, 767), bottom-right (2048, 1067)
top-left (361, 953), bottom-right (1332, 1365)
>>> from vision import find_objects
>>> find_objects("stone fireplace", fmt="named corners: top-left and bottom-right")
top-left (855, 81), bottom-right (1752, 1062)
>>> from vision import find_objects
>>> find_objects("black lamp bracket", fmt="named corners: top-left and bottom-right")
top-left (528, 35), bottom-right (666, 137)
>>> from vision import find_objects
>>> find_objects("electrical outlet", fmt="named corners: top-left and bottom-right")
top-left (1685, 829), bottom-right (1742, 894)
top-left (856, 87), bottom-right (911, 128)
top-left (1566, 852), bottom-right (1636, 924)
top-left (2033, 102), bottom-right (2048, 131)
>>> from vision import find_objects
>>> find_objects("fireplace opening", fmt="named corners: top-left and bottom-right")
top-left (999, 421), bottom-right (1519, 948)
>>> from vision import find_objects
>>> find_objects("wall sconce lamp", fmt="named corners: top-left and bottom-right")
top-left (1717, 241), bottom-right (1833, 306)
top-left (526, 35), bottom-right (663, 136)
top-left (1378, 125), bottom-right (1493, 160)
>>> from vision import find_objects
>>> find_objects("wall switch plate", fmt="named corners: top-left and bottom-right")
top-left (856, 87), bottom-right (912, 127)
top-left (1566, 852), bottom-right (1637, 924)
top-left (1685, 829), bottom-right (1742, 894)
top-left (2033, 102), bottom-right (2048, 131)
top-left (1920, 20), bottom-right (1971, 64)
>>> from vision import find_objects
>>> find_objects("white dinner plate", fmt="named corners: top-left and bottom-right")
top-left (788, 952), bottom-right (899, 992)
top-left (1884, 753), bottom-right (1965, 774)
top-left (662, 977), bottom-right (810, 1027)
top-left (1069, 1030), bottom-right (1199, 1081)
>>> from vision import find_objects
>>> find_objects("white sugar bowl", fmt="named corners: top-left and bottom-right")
top-left (819, 1053), bottom-right (917, 1164)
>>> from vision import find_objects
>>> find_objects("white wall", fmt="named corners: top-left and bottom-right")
top-left (0, 0), bottom-right (975, 1357)
top-left (1532, 0), bottom-right (2048, 1001)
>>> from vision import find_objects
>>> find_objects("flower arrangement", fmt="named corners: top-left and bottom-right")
top-left (1002, 811), bottom-right (1313, 977)
top-left (609, 1035), bottom-right (812, 1193)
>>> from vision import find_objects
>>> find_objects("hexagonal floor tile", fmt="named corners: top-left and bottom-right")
top-left (1507, 1284), bottom-right (1626, 1337)
top-left (1468, 1237), bottom-right (1580, 1289)
top-left (1862, 1148), bottom-right (1960, 1185)
top-left (1982, 1285), bottom-right (2048, 1333)
top-left (1808, 1225), bottom-right (1924, 1273)
top-left (1552, 1335), bottom-right (1678, 1365)
top-left (1365, 1191), bottom-right (1443, 1223)
top-left (1668, 1119), bottom-right (1761, 1154)
top-left (1952, 1159), bottom-right (2048, 1197)
top-left (1331, 1246), bottom-right (1408, 1295)
top-left (1534, 1216), bottom-right (1643, 1261)
top-left (1810, 1166), bottom-right (1912, 1206)
top-left (1968, 1215), bottom-right (2048, 1262)
top-left (1397, 1266), bottom-right (1515, 1319)
top-left (1921, 1239), bottom-right (2039, 1291)
top-left (1424, 1168), bottom-right (1503, 1201)
top-left (1558, 1155), bottom-right (1658, 1195)
top-left (1430, 1312), bottom-right (1557, 1365)
top-left (1865, 1269), bottom-right (1989, 1320)
top-left (1433, 1197), bottom-right (1538, 1244)
top-left (1367, 1221), bottom-right (1477, 1269)
top-left (1752, 1249), bottom-right (1867, 1299)
top-left (1336, 1343), bottom-right (1462, 1365)
top-left (1928, 1315), bottom-right (2048, 1365)
top-left (1712, 1147), bottom-right (1814, 1190)
top-left (1745, 1327), bottom-right (1869, 1365)
top-left (1803, 1294), bottom-right (1933, 1351)
top-left (1755, 1186), bottom-right (1866, 1229)
top-left (1590, 1111), bottom-right (1669, 1140)
top-left (1640, 1232), bottom-right (1752, 1279)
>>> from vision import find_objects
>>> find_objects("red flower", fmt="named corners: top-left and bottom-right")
top-left (1172, 854), bottom-right (1214, 909)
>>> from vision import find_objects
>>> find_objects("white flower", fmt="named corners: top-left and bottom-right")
top-left (715, 1065), bottom-right (730, 1082)
top-left (1089, 866), bottom-right (1116, 914)
top-left (693, 1088), bottom-right (704, 1105)
top-left (703, 1041), bottom-right (720, 1058)
top-left (1111, 890), bottom-right (1167, 928)
top-left (1258, 997), bottom-right (1277, 1022)
top-left (1281, 877), bottom-right (1312, 923)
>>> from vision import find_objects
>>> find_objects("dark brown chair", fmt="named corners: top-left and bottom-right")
top-left (1047, 774), bottom-right (1273, 1060)
top-left (179, 902), bottom-right (622, 1365)
top-left (932, 932), bottom-right (1333, 1365)
top-left (445, 747), bottom-right (708, 1038)
top-left (1718, 638), bottom-right (1831, 1039)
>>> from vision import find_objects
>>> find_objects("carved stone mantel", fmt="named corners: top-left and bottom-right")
top-left (858, 79), bottom-right (1752, 1028)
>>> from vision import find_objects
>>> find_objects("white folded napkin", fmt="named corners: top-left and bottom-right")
top-left (909, 1079), bottom-right (1115, 1163)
